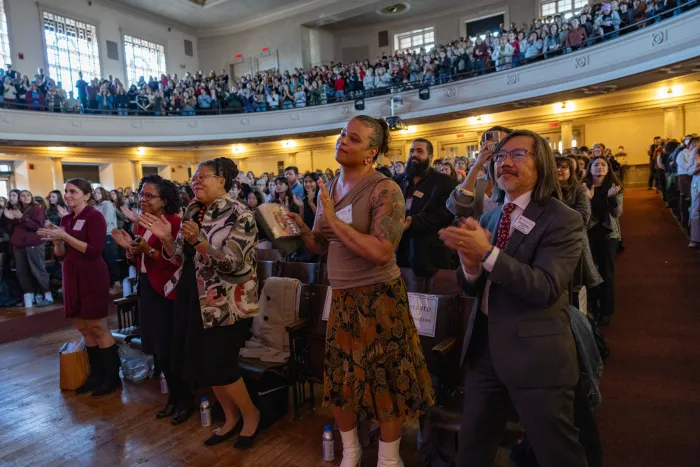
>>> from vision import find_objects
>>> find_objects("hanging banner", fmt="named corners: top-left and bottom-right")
top-left (408, 293), bottom-right (438, 337)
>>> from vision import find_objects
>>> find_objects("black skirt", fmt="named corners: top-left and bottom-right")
top-left (171, 253), bottom-right (252, 388)
top-left (138, 274), bottom-right (175, 359)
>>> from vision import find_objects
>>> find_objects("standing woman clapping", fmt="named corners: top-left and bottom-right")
top-left (38, 179), bottom-right (118, 396)
top-left (584, 156), bottom-right (623, 326)
top-left (46, 190), bottom-right (69, 226)
top-left (111, 175), bottom-right (190, 423)
top-left (145, 157), bottom-right (261, 449)
top-left (288, 116), bottom-right (434, 466)
top-left (9, 190), bottom-right (53, 307)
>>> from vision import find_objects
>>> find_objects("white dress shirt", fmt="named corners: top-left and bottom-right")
top-left (463, 190), bottom-right (533, 315)
top-left (676, 148), bottom-right (694, 176)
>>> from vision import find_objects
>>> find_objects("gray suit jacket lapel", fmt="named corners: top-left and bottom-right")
top-left (504, 201), bottom-right (545, 257)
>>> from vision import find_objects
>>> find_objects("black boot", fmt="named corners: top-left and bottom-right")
top-left (171, 383), bottom-right (194, 425)
top-left (156, 370), bottom-right (178, 419)
top-left (92, 345), bottom-right (122, 397)
top-left (76, 346), bottom-right (101, 394)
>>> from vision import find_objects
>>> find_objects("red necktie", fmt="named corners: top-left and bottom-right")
top-left (496, 203), bottom-right (516, 250)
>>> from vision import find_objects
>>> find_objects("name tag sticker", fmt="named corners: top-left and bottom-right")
top-left (513, 216), bottom-right (535, 235)
top-left (335, 204), bottom-right (353, 224)
top-left (414, 191), bottom-right (424, 198)
top-left (73, 220), bottom-right (86, 231)
top-left (405, 197), bottom-right (413, 211)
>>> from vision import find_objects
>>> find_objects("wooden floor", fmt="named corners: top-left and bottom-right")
top-left (0, 319), bottom-right (513, 467)
top-left (0, 317), bottom-right (501, 467)
top-left (0, 302), bottom-right (63, 323)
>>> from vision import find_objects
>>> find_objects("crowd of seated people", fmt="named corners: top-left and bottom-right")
top-left (0, 0), bottom-right (695, 117)
top-left (647, 134), bottom-right (700, 248)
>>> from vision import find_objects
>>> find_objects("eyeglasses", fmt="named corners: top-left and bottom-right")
top-left (556, 165), bottom-right (570, 170)
top-left (190, 173), bottom-right (220, 185)
top-left (138, 193), bottom-right (160, 201)
top-left (493, 149), bottom-right (532, 163)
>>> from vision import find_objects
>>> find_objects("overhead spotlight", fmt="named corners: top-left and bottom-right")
top-left (418, 85), bottom-right (430, 100)
top-left (355, 92), bottom-right (365, 111)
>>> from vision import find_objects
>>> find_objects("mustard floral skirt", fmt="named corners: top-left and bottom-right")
top-left (322, 276), bottom-right (435, 423)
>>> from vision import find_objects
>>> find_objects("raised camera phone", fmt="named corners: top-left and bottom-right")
top-left (483, 130), bottom-right (501, 151)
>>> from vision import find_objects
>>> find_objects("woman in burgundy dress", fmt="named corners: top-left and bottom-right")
top-left (38, 178), bottom-right (118, 397)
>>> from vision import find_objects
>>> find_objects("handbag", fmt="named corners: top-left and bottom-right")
top-left (59, 349), bottom-right (89, 391)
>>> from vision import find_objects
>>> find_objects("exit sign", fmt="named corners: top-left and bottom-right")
top-left (549, 122), bottom-right (560, 128)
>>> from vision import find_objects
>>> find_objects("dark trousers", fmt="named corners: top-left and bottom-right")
top-left (102, 235), bottom-right (120, 284)
top-left (648, 163), bottom-right (656, 188)
top-left (678, 174), bottom-right (692, 229)
top-left (588, 228), bottom-right (618, 318)
top-left (457, 318), bottom-right (587, 467)
top-left (14, 244), bottom-right (50, 294)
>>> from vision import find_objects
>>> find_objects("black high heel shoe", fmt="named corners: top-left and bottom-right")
top-left (204, 418), bottom-right (243, 446)
top-left (233, 423), bottom-right (260, 450)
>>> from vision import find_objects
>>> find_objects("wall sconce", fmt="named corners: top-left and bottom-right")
top-left (136, 147), bottom-right (146, 155)
top-left (231, 144), bottom-right (244, 154)
top-left (561, 102), bottom-right (567, 109)
top-left (281, 140), bottom-right (296, 149)
top-left (656, 85), bottom-right (682, 99)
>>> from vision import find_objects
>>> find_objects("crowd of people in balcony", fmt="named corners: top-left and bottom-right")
top-left (0, 0), bottom-right (695, 117)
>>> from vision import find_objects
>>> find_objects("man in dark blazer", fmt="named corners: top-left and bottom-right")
top-left (439, 129), bottom-right (588, 467)
top-left (394, 138), bottom-right (458, 277)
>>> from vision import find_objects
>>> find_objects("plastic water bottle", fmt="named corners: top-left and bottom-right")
top-left (159, 372), bottom-right (168, 394)
top-left (322, 424), bottom-right (335, 462)
top-left (200, 397), bottom-right (212, 427)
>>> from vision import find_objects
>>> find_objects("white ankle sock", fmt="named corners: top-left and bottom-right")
top-left (377, 437), bottom-right (403, 467)
top-left (339, 427), bottom-right (362, 467)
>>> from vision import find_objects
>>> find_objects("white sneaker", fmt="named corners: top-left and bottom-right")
top-left (377, 437), bottom-right (403, 467)
top-left (339, 427), bottom-right (362, 467)
top-left (689, 242), bottom-right (698, 249)
top-left (23, 293), bottom-right (35, 308)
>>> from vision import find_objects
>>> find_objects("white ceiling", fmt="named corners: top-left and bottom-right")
top-left (317, 0), bottom-right (477, 31)
top-left (107, 0), bottom-right (328, 33)
top-left (107, 0), bottom-right (481, 35)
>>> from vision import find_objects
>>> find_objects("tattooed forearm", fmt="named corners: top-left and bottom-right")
top-left (371, 184), bottom-right (405, 248)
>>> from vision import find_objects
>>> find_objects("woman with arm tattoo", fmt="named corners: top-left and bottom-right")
top-left (288, 116), bottom-right (434, 466)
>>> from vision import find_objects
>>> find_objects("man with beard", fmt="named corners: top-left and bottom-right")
top-left (393, 138), bottom-right (458, 277)
top-left (438, 130), bottom-right (587, 467)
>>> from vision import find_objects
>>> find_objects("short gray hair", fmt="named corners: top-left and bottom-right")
top-left (489, 129), bottom-right (561, 204)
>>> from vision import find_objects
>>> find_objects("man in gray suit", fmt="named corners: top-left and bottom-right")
top-left (439, 129), bottom-right (588, 467)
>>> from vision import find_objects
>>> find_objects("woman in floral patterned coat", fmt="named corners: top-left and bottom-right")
top-left (145, 157), bottom-right (261, 450)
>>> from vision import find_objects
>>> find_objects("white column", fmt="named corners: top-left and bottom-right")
top-left (561, 121), bottom-right (573, 150)
top-left (664, 106), bottom-right (685, 141)
top-left (130, 160), bottom-right (143, 189)
top-left (51, 157), bottom-right (64, 190)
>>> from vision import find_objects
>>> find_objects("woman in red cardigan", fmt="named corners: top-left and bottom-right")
top-left (112, 175), bottom-right (190, 423)
top-left (8, 190), bottom-right (52, 307)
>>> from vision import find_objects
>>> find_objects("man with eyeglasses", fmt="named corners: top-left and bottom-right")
top-left (439, 130), bottom-right (587, 467)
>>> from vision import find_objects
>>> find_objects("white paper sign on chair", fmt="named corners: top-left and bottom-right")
top-left (322, 287), bottom-right (332, 321)
top-left (407, 293), bottom-right (438, 338)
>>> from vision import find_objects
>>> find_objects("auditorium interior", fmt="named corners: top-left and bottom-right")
top-left (0, 0), bottom-right (699, 466)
